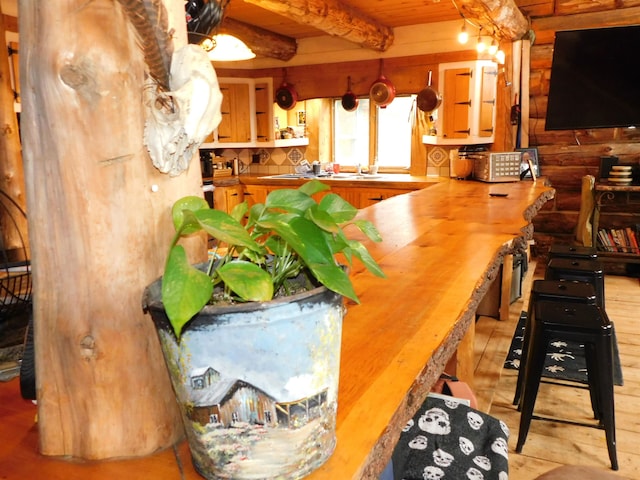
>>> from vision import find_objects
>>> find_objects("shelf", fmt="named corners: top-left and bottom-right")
top-left (200, 137), bottom-right (309, 150)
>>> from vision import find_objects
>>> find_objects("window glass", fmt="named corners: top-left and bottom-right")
top-left (377, 95), bottom-right (415, 169)
top-left (333, 98), bottom-right (370, 167)
top-left (332, 95), bottom-right (416, 170)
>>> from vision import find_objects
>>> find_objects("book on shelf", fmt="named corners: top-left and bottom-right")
top-left (597, 227), bottom-right (640, 254)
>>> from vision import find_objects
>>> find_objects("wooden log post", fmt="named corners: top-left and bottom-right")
top-left (0, 13), bottom-right (28, 258)
top-left (20, 0), bottom-right (208, 459)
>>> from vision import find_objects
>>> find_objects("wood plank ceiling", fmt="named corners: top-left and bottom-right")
top-left (0, 0), bottom-right (531, 61)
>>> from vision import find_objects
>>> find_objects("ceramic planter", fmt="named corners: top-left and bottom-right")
top-left (143, 277), bottom-right (344, 480)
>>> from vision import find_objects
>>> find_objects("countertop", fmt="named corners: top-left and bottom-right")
top-left (304, 178), bottom-right (555, 479)
top-left (205, 174), bottom-right (445, 190)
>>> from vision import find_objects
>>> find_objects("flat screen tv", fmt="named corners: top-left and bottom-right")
top-left (545, 25), bottom-right (640, 131)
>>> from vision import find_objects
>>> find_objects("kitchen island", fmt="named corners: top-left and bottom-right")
top-left (0, 177), bottom-right (554, 480)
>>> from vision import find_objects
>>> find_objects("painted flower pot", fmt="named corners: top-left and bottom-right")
top-left (143, 277), bottom-right (344, 480)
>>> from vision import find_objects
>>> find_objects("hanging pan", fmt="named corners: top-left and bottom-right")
top-left (275, 69), bottom-right (298, 110)
top-left (370, 60), bottom-right (396, 108)
top-left (341, 76), bottom-right (359, 112)
top-left (417, 70), bottom-right (442, 113)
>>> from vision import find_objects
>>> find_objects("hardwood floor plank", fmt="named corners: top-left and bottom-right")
top-left (482, 260), bottom-right (640, 479)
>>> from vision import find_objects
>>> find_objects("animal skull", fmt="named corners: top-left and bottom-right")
top-left (144, 44), bottom-right (223, 176)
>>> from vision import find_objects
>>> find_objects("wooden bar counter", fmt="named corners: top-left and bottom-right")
top-left (0, 178), bottom-right (554, 480)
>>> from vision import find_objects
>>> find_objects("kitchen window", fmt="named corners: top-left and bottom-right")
top-left (333, 95), bottom-right (416, 170)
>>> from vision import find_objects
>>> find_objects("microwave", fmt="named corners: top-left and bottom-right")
top-left (472, 152), bottom-right (522, 183)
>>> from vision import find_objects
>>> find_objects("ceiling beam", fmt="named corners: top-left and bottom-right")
top-left (241, 0), bottom-right (394, 52)
top-left (219, 17), bottom-right (297, 61)
top-left (458, 0), bottom-right (529, 41)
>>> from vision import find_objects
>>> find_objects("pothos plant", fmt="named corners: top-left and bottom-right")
top-left (162, 180), bottom-right (385, 338)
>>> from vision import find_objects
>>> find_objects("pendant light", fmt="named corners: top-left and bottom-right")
top-left (208, 34), bottom-right (256, 61)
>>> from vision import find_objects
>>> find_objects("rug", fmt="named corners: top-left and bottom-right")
top-left (504, 311), bottom-right (624, 386)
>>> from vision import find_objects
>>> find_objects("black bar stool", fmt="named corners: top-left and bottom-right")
top-left (548, 244), bottom-right (598, 261)
top-left (512, 279), bottom-right (597, 407)
top-left (516, 301), bottom-right (617, 471)
top-left (545, 258), bottom-right (605, 309)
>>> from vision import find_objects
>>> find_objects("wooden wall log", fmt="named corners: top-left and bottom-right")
top-left (526, 5), bottom-right (640, 254)
top-left (20, 0), bottom-right (206, 459)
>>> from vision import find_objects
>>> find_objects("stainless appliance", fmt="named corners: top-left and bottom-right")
top-left (472, 152), bottom-right (522, 183)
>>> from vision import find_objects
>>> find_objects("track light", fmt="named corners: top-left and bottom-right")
top-left (458, 22), bottom-right (469, 44)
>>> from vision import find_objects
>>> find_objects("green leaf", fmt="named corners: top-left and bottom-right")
top-left (162, 245), bottom-right (213, 337)
top-left (172, 196), bottom-right (209, 234)
top-left (217, 261), bottom-right (274, 301)
top-left (308, 262), bottom-right (359, 303)
top-left (307, 204), bottom-right (340, 233)
top-left (319, 193), bottom-right (358, 223)
top-left (230, 201), bottom-right (249, 223)
top-left (195, 209), bottom-right (263, 252)
top-left (352, 219), bottom-right (384, 243)
top-left (347, 240), bottom-right (386, 278)
top-left (299, 179), bottom-right (330, 197)
top-left (265, 188), bottom-right (316, 214)
top-left (259, 214), bottom-right (333, 265)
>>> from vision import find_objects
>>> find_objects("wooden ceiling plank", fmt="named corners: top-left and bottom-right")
top-left (241, 0), bottom-right (395, 51)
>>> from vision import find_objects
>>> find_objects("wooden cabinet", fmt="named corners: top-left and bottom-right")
top-left (213, 184), bottom-right (244, 213)
top-left (244, 183), bottom-right (413, 210)
top-left (217, 83), bottom-right (251, 143)
top-left (201, 77), bottom-right (308, 149)
top-left (423, 60), bottom-right (497, 146)
top-left (356, 188), bottom-right (412, 208)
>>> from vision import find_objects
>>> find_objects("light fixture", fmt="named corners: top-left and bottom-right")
top-left (495, 49), bottom-right (506, 64)
top-left (458, 21), bottom-right (469, 44)
top-left (476, 30), bottom-right (486, 53)
top-left (488, 39), bottom-right (498, 55)
top-left (207, 34), bottom-right (256, 62)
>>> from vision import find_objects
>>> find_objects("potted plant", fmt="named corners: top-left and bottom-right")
top-left (143, 179), bottom-right (384, 480)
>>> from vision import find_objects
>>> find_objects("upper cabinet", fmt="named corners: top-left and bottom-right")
top-left (201, 77), bottom-right (309, 149)
top-left (423, 60), bottom-right (497, 146)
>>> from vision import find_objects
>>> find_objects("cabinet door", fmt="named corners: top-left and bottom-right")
top-left (243, 185), bottom-right (270, 208)
top-left (213, 185), bottom-right (244, 213)
top-left (255, 82), bottom-right (271, 142)
top-left (218, 83), bottom-right (251, 143)
top-left (442, 67), bottom-right (471, 140)
top-left (478, 66), bottom-right (497, 138)
top-left (357, 188), bottom-right (411, 208)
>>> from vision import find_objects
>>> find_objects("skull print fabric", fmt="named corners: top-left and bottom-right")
top-left (391, 396), bottom-right (509, 480)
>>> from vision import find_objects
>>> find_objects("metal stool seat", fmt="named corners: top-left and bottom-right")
top-left (548, 244), bottom-right (598, 261)
top-left (516, 301), bottom-right (617, 471)
top-left (545, 258), bottom-right (605, 309)
top-left (512, 279), bottom-right (597, 407)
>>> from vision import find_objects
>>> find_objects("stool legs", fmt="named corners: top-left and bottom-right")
top-left (516, 302), bottom-right (617, 471)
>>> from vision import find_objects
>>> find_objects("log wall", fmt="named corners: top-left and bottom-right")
top-left (524, 3), bottom-right (640, 264)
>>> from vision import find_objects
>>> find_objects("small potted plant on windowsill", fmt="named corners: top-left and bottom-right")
top-left (142, 179), bottom-right (385, 480)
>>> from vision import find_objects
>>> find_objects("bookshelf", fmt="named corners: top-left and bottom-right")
top-left (592, 183), bottom-right (640, 264)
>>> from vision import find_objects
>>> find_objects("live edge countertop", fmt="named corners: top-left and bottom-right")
top-left (207, 173), bottom-right (444, 190)
top-left (302, 178), bottom-right (555, 480)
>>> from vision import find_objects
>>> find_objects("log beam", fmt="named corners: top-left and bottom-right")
top-left (458, 0), bottom-right (529, 41)
top-left (219, 17), bottom-right (297, 61)
top-left (241, 0), bottom-right (394, 52)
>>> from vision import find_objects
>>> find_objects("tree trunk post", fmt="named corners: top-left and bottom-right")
top-left (20, 0), bottom-right (207, 459)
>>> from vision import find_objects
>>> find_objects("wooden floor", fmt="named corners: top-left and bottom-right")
top-left (475, 260), bottom-right (640, 479)
top-left (1, 260), bottom-right (639, 479)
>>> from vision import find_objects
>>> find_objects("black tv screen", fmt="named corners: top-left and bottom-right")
top-left (545, 25), bottom-right (640, 130)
